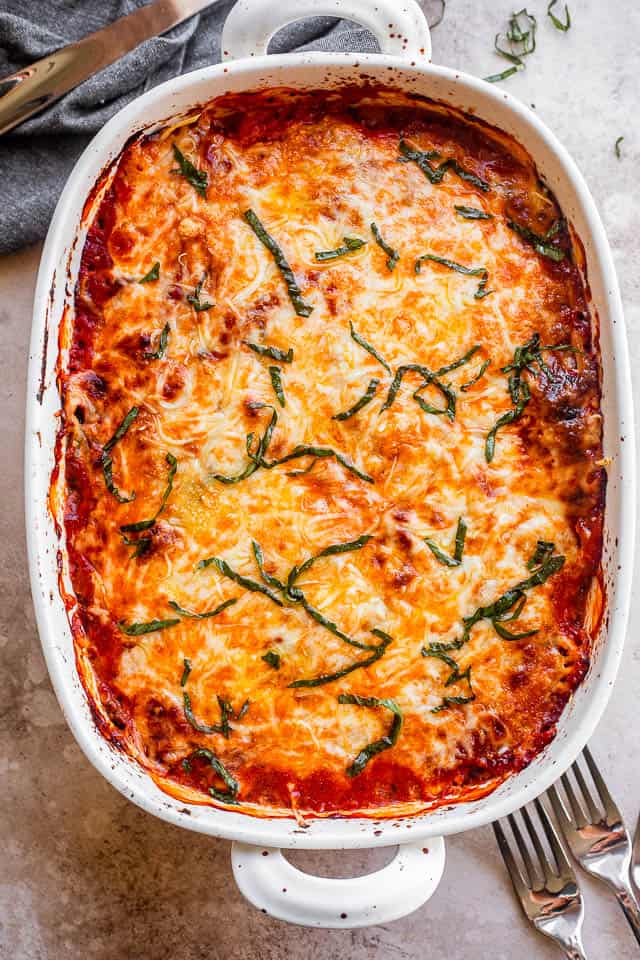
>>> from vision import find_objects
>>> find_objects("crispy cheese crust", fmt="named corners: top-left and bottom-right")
top-left (56, 87), bottom-right (604, 818)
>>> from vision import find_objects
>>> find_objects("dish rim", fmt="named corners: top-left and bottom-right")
top-left (25, 50), bottom-right (636, 850)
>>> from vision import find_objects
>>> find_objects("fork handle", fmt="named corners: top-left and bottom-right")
top-left (615, 885), bottom-right (640, 946)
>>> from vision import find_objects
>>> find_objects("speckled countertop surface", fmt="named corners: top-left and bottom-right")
top-left (1, 1), bottom-right (638, 957)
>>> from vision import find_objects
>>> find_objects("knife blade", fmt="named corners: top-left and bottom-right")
top-left (0, 0), bottom-right (216, 136)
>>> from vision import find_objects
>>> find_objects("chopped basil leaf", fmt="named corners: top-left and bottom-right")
top-left (415, 253), bottom-right (492, 299)
top-left (431, 693), bottom-right (475, 714)
top-left (269, 365), bottom-right (286, 408)
top-left (101, 406), bottom-right (139, 503)
top-left (118, 617), bottom-right (179, 636)
top-left (289, 630), bottom-right (392, 688)
top-left (140, 262), bottom-right (160, 283)
top-left (119, 452), bottom-right (177, 539)
top-left (615, 136), bottom-right (624, 159)
top-left (263, 444), bottom-right (374, 484)
top-left (460, 358), bottom-right (491, 391)
top-left (315, 236), bottom-right (366, 261)
top-left (180, 658), bottom-right (192, 687)
top-left (168, 597), bottom-right (237, 620)
top-left (484, 66), bottom-right (522, 83)
top-left (143, 322), bottom-right (170, 360)
top-left (370, 222), bottom-right (399, 271)
top-left (547, 0), bottom-right (570, 31)
top-left (507, 219), bottom-right (566, 261)
top-left (486, 333), bottom-right (576, 461)
top-left (399, 140), bottom-right (490, 192)
top-left (262, 650), bottom-right (281, 669)
top-left (243, 341), bottom-right (293, 363)
top-left (187, 273), bottom-right (214, 312)
top-left (494, 8), bottom-right (537, 67)
top-left (332, 378), bottom-right (380, 421)
top-left (188, 747), bottom-right (239, 804)
top-left (454, 205), bottom-right (493, 221)
top-left (197, 555), bottom-right (285, 608)
top-left (243, 209), bottom-right (313, 317)
top-left (183, 691), bottom-right (248, 739)
top-left (424, 517), bottom-right (467, 567)
top-left (349, 321), bottom-right (392, 373)
top-left (338, 694), bottom-right (403, 776)
top-left (172, 143), bottom-right (208, 198)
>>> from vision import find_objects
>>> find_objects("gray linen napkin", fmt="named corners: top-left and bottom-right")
top-left (0, 0), bottom-right (379, 253)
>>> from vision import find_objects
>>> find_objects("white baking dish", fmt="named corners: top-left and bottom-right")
top-left (25, 0), bottom-right (635, 929)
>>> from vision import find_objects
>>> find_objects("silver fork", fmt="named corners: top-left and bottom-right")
top-left (548, 746), bottom-right (640, 946)
top-left (493, 797), bottom-right (588, 959)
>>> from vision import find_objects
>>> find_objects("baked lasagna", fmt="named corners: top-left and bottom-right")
top-left (54, 86), bottom-right (605, 818)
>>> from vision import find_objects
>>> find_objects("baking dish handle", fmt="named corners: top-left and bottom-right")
top-left (231, 837), bottom-right (445, 928)
top-left (221, 0), bottom-right (432, 62)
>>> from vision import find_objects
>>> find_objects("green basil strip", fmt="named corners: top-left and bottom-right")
top-left (168, 597), bottom-right (237, 620)
top-left (370, 222), bottom-right (399, 271)
top-left (269, 365), bottom-right (286, 408)
top-left (180, 657), bottom-right (192, 687)
top-left (338, 693), bottom-right (403, 777)
top-left (187, 273), bottom-right (214, 312)
top-left (460, 358), bottom-right (491, 391)
top-left (398, 140), bottom-right (490, 192)
top-left (527, 540), bottom-right (555, 569)
top-left (122, 534), bottom-right (152, 559)
top-left (140, 262), bottom-right (160, 283)
top-left (495, 8), bottom-right (537, 65)
top-left (209, 405), bottom-right (278, 484)
top-left (262, 650), bottom-right (281, 669)
top-left (315, 236), bottom-right (366, 261)
top-left (243, 341), bottom-right (293, 363)
top-left (197, 555), bottom-right (284, 607)
top-left (547, 0), bottom-right (570, 31)
top-left (615, 136), bottom-right (624, 159)
top-left (189, 747), bottom-right (239, 804)
top-left (486, 333), bottom-right (575, 462)
top-left (424, 516), bottom-right (466, 567)
top-left (507, 219), bottom-right (566, 261)
top-left (118, 617), bottom-right (179, 636)
top-left (263, 444), bottom-right (374, 484)
top-left (454, 205), bottom-right (493, 221)
top-left (101, 406), bottom-right (139, 503)
top-left (484, 66), bottom-right (522, 83)
top-left (252, 540), bottom-right (287, 592)
top-left (415, 253), bottom-right (491, 299)
top-left (120, 452), bottom-right (177, 535)
top-left (431, 693), bottom-right (475, 714)
top-left (349, 321), bottom-right (392, 373)
top-left (143, 322), bottom-right (170, 360)
top-left (216, 696), bottom-right (249, 739)
top-left (183, 691), bottom-right (224, 736)
top-left (290, 630), bottom-right (392, 689)
top-left (289, 535), bottom-right (373, 585)
top-left (332, 378), bottom-right (380, 421)
top-left (172, 143), bottom-right (208, 198)
top-left (243, 209), bottom-right (313, 317)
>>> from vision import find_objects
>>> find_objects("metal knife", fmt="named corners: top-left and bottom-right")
top-left (0, 0), bottom-right (216, 136)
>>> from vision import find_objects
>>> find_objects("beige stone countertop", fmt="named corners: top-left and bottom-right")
top-left (1, 1), bottom-right (638, 957)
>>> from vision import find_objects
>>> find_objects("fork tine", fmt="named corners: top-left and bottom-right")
top-left (534, 797), bottom-right (574, 877)
top-left (507, 812), bottom-right (541, 888)
top-left (547, 783), bottom-right (574, 836)
top-left (560, 771), bottom-right (588, 829)
top-left (493, 820), bottom-right (528, 901)
top-left (572, 758), bottom-right (602, 823)
top-left (521, 805), bottom-right (555, 884)
top-left (583, 745), bottom-right (621, 824)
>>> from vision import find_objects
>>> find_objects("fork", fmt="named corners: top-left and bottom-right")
top-left (493, 797), bottom-right (588, 958)
top-left (548, 746), bottom-right (640, 946)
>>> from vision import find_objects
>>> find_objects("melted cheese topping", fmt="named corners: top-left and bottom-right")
top-left (57, 87), bottom-right (604, 818)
